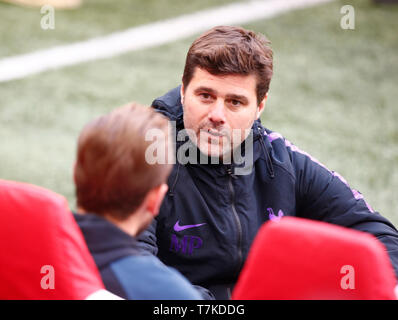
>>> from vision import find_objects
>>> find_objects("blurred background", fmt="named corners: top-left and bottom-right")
top-left (0, 0), bottom-right (397, 224)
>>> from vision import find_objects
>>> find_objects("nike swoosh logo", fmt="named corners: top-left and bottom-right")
top-left (174, 220), bottom-right (206, 232)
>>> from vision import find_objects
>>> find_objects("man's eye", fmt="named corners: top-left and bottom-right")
top-left (200, 93), bottom-right (211, 99)
top-left (230, 99), bottom-right (242, 107)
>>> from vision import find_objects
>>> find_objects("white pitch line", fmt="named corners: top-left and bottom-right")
top-left (0, 0), bottom-right (334, 82)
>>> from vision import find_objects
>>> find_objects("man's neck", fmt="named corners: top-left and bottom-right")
top-left (103, 214), bottom-right (141, 238)
top-left (76, 207), bottom-right (141, 237)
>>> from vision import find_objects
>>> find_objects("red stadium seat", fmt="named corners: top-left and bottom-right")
top-left (0, 179), bottom-right (105, 299)
top-left (232, 217), bottom-right (397, 300)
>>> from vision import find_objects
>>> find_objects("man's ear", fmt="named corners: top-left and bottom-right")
top-left (180, 84), bottom-right (184, 106)
top-left (144, 184), bottom-right (169, 217)
top-left (256, 93), bottom-right (268, 120)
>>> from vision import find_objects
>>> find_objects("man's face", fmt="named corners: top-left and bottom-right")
top-left (181, 67), bottom-right (265, 159)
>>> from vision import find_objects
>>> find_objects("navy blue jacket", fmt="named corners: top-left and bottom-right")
top-left (74, 213), bottom-right (202, 300)
top-left (138, 86), bottom-right (398, 299)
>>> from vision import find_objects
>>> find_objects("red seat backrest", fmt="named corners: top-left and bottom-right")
top-left (232, 217), bottom-right (397, 300)
top-left (0, 179), bottom-right (104, 299)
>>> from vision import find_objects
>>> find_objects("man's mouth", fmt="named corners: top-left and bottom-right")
top-left (205, 128), bottom-right (224, 137)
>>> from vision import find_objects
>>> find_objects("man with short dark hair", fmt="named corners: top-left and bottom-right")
top-left (138, 26), bottom-right (398, 300)
top-left (73, 103), bottom-right (202, 300)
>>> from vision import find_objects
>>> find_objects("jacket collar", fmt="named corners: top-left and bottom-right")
top-left (74, 212), bottom-right (144, 269)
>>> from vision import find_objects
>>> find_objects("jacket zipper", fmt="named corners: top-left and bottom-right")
top-left (226, 166), bottom-right (243, 279)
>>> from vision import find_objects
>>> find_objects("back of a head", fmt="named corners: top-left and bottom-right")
top-left (182, 25), bottom-right (273, 103)
top-left (74, 103), bottom-right (173, 220)
top-left (232, 217), bottom-right (397, 300)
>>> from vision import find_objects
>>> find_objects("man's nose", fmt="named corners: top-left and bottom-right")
top-left (208, 99), bottom-right (226, 125)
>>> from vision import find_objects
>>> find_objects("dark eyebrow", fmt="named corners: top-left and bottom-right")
top-left (193, 87), bottom-right (249, 104)
top-left (225, 94), bottom-right (249, 104)
top-left (193, 86), bottom-right (218, 95)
